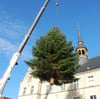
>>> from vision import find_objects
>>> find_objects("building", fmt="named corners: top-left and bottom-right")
top-left (17, 27), bottom-right (100, 99)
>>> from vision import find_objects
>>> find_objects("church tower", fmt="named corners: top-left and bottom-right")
top-left (76, 25), bottom-right (88, 65)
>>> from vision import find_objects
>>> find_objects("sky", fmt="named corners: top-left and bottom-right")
top-left (0, 0), bottom-right (100, 99)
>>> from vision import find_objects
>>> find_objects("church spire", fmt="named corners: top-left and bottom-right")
top-left (78, 24), bottom-right (82, 42)
top-left (76, 25), bottom-right (88, 65)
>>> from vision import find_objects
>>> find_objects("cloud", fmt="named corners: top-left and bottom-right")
top-left (0, 38), bottom-right (17, 56)
top-left (0, 37), bottom-right (33, 61)
top-left (0, 10), bottom-right (40, 61)
top-left (0, 11), bottom-right (28, 41)
top-left (0, 11), bottom-right (33, 59)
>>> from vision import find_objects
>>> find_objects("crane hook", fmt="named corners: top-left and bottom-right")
top-left (55, 2), bottom-right (59, 6)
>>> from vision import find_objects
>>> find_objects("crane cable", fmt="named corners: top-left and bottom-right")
top-left (55, 0), bottom-right (59, 25)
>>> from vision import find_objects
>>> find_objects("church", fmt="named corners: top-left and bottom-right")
top-left (17, 27), bottom-right (100, 99)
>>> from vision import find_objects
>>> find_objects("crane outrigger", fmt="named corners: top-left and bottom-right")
top-left (0, 0), bottom-right (49, 97)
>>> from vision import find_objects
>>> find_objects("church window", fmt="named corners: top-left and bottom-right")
top-left (88, 75), bottom-right (94, 86)
top-left (46, 85), bottom-right (51, 93)
top-left (90, 95), bottom-right (97, 99)
top-left (28, 76), bottom-right (32, 82)
top-left (30, 86), bottom-right (34, 94)
top-left (73, 80), bottom-right (79, 89)
top-left (23, 87), bottom-right (27, 95)
top-left (73, 96), bottom-right (80, 99)
top-left (61, 83), bottom-right (65, 91)
top-left (78, 50), bottom-right (81, 55)
top-left (82, 50), bottom-right (85, 55)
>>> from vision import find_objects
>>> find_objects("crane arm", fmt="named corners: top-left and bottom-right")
top-left (0, 0), bottom-right (49, 97)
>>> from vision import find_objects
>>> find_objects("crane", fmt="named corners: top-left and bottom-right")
top-left (0, 0), bottom-right (49, 97)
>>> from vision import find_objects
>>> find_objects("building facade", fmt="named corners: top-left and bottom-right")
top-left (17, 27), bottom-right (100, 99)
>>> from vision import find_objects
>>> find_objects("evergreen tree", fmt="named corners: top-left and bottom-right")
top-left (26, 27), bottom-right (79, 85)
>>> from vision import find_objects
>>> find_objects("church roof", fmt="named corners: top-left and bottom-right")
top-left (77, 56), bottom-right (100, 73)
top-left (76, 25), bottom-right (88, 50)
top-left (76, 42), bottom-right (87, 49)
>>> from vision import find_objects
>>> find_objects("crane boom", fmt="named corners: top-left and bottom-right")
top-left (0, 0), bottom-right (49, 97)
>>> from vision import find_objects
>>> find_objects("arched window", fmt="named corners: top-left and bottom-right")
top-left (82, 50), bottom-right (85, 55)
top-left (78, 50), bottom-right (81, 55)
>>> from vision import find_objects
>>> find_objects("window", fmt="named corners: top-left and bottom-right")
top-left (28, 76), bottom-right (32, 82)
top-left (78, 50), bottom-right (81, 55)
top-left (23, 87), bottom-right (27, 95)
top-left (82, 50), bottom-right (85, 54)
top-left (61, 83), bottom-right (65, 91)
top-left (73, 80), bottom-right (79, 89)
top-left (88, 75), bottom-right (94, 86)
top-left (30, 86), bottom-right (34, 94)
top-left (90, 95), bottom-right (97, 99)
top-left (46, 85), bottom-right (51, 93)
top-left (74, 96), bottom-right (80, 99)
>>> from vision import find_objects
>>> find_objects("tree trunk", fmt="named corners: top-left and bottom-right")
top-left (50, 77), bottom-right (54, 85)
